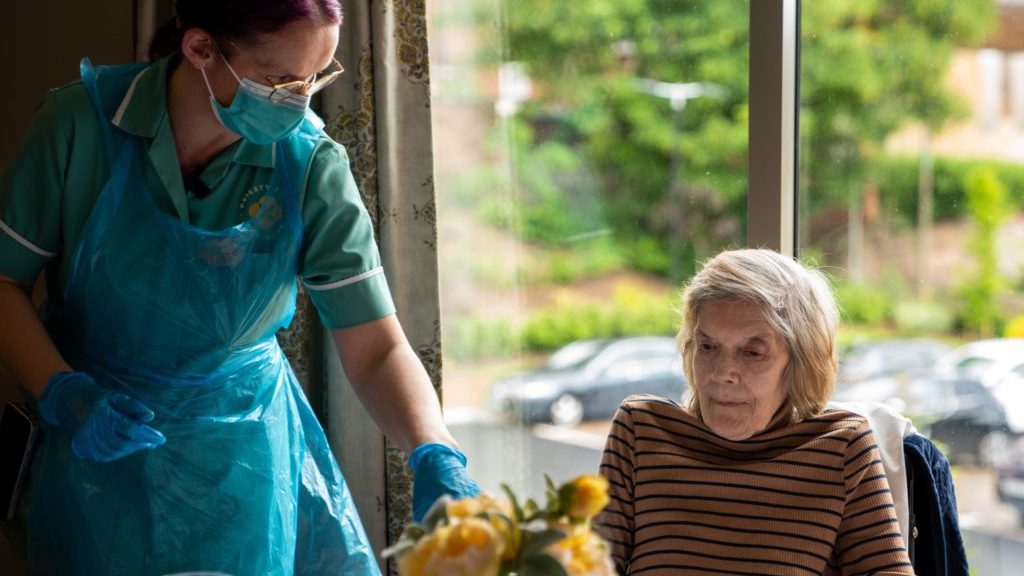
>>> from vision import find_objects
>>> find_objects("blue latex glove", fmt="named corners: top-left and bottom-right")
top-left (38, 371), bottom-right (166, 462)
top-left (408, 442), bottom-right (481, 521)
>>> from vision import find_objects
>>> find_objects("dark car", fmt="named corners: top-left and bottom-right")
top-left (996, 434), bottom-right (1024, 524)
top-left (836, 338), bottom-right (955, 386)
top-left (488, 336), bottom-right (687, 427)
top-left (833, 374), bottom-right (1009, 466)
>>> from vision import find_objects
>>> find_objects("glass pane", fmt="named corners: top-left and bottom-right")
top-left (800, 2), bottom-right (1023, 572)
top-left (428, 0), bottom-right (749, 501)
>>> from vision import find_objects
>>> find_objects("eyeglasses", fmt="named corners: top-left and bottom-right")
top-left (220, 40), bottom-right (345, 102)
top-left (266, 57), bottom-right (345, 101)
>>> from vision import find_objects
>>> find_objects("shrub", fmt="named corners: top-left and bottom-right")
top-left (540, 237), bottom-right (625, 284)
top-left (445, 317), bottom-right (519, 360)
top-left (446, 296), bottom-right (681, 360)
top-left (959, 166), bottom-right (1011, 337)
top-left (834, 282), bottom-right (891, 326)
top-left (875, 155), bottom-right (1024, 223)
top-left (625, 235), bottom-right (672, 276)
top-left (892, 300), bottom-right (955, 334)
top-left (518, 286), bottom-right (680, 354)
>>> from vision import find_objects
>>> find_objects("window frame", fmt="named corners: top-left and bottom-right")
top-left (748, 0), bottom-right (800, 256)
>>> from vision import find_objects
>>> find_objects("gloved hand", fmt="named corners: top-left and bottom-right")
top-left (408, 442), bottom-right (481, 522)
top-left (38, 371), bottom-right (166, 462)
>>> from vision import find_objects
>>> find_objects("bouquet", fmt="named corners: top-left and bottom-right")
top-left (383, 475), bottom-right (617, 576)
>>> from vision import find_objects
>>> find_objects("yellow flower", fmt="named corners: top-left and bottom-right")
top-left (447, 492), bottom-right (517, 560)
top-left (565, 475), bottom-right (610, 521)
top-left (546, 525), bottom-right (616, 576)
top-left (398, 517), bottom-right (505, 576)
top-left (446, 492), bottom-right (511, 520)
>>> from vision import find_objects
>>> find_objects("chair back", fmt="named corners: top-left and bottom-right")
top-left (827, 400), bottom-right (917, 549)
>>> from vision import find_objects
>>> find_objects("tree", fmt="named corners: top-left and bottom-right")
top-left (960, 167), bottom-right (1011, 336)
top-left (496, 0), bottom-right (996, 277)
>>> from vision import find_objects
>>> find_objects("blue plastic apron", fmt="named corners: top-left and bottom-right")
top-left (25, 59), bottom-right (380, 576)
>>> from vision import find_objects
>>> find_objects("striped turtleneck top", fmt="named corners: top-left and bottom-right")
top-left (594, 395), bottom-right (914, 576)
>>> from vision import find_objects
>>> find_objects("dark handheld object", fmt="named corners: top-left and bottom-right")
top-left (0, 402), bottom-right (40, 520)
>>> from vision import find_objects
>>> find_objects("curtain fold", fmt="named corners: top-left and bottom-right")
top-left (135, 1), bottom-right (440, 571)
top-left (320, 3), bottom-right (440, 567)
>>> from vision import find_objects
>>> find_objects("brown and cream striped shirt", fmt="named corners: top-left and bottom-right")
top-left (595, 395), bottom-right (914, 575)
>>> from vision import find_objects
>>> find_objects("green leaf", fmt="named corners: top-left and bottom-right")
top-left (401, 524), bottom-right (426, 541)
top-left (380, 521), bottom-right (426, 559)
top-left (519, 526), bottom-right (568, 559)
top-left (502, 483), bottom-right (525, 523)
top-left (492, 510), bottom-right (517, 535)
top-left (519, 553), bottom-right (570, 576)
top-left (499, 559), bottom-right (519, 576)
top-left (543, 476), bottom-right (565, 519)
top-left (544, 474), bottom-right (557, 493)
top-left (421, 496), bottom-right (450, 532)
top-left (523, 498), bottom-right (542, 520)
top-left (380, 538), bottom-right (416, 559)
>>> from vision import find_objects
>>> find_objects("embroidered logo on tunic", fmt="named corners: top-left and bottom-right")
top-left (238, 184), bottom-right (282, 228)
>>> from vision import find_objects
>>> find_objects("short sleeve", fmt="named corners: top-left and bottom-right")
top-left (595, 400), bottom-right (637, 575)
top-left (0, 90), bottom-right (68, 283)
top-left (299, 139), bottom-right (395, 329)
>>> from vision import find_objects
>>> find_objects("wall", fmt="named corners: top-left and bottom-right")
top-left (446, 409), bottom-right (606, 501)
top-left (0, 3), bottom-right (135, 569)
top-left (0, 1), bottom-right (136, 170)
top-left (0, 1), bottom-right (139, 400)
top-left (962, 527), bottom-right (1024, 573)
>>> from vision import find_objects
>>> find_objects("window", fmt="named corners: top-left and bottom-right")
top-left (428, 0), bottom-right (1021, 572)
top-left (428, 0), bottom-right (749, 494)
top-left (800, 1), bottom-right (1022, 571)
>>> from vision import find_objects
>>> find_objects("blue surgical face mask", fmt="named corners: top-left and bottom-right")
top-left (200, 54), bottom-right (309, 145)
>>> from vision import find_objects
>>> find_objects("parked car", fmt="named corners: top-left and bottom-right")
top-left (933, 338), bottom-right (1024, 389)
top-left (929, 339), bottom-right (1024, 454)
top-left (995, 435), bottom-right (1024, 524)
top-left (836, 338), bottom-right (954, 385)
top-left (991, 374), bottom-right (1024, 436)
top-left (488, 336), bottom-right (687, 427)
top-left (833, 374), bottom-right (1009, 466)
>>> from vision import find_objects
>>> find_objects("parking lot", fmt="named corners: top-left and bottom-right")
top-left (446, 337), bottom-right (1024, 573)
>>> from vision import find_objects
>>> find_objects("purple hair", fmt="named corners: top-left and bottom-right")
top-left (149, 0), bottom-right (342, 60)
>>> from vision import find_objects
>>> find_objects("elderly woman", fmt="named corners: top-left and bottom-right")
top-left (595, 249), bottom-right (914, 575)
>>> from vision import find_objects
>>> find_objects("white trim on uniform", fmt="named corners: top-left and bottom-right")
top-left (0, 217), bottom-right (58, 258)
top-left (303, 267), bottom-right (384, 291)
top-left (112, 69), bottom-right (149, 127)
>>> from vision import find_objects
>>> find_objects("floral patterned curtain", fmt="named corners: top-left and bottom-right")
top-left (135, 1), bottom-right (440, 571)
top-left (318, 1), bottom-right (440, 569)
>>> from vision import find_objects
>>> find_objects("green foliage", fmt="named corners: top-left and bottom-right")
top-left (496, 0), bottom-right (997, 276)
top-left (834, 282), bottom-right (891, 326)
top-left (624, 235), bottom-right (672, 276)
top-left (521, 289), bottom-right (679, 352)
top-left (446, 317), bottom-right (519, 360)
top-left (385, 471), bottom-right (610, 573)
top-left (446, 286), bottom-right (680, 359)
top-left (800, 0), bottom-right (994, 210)
top-left (543, 239), bottom-right (625, 284)
top-left (959, 167), bottom-right (1012, 336)
top-left (874, 155), bottom-right (1024, 223)
top-left (466, 238), bottom-right (626, 288)
top-left (892, 299), bottom-right (956, 334)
